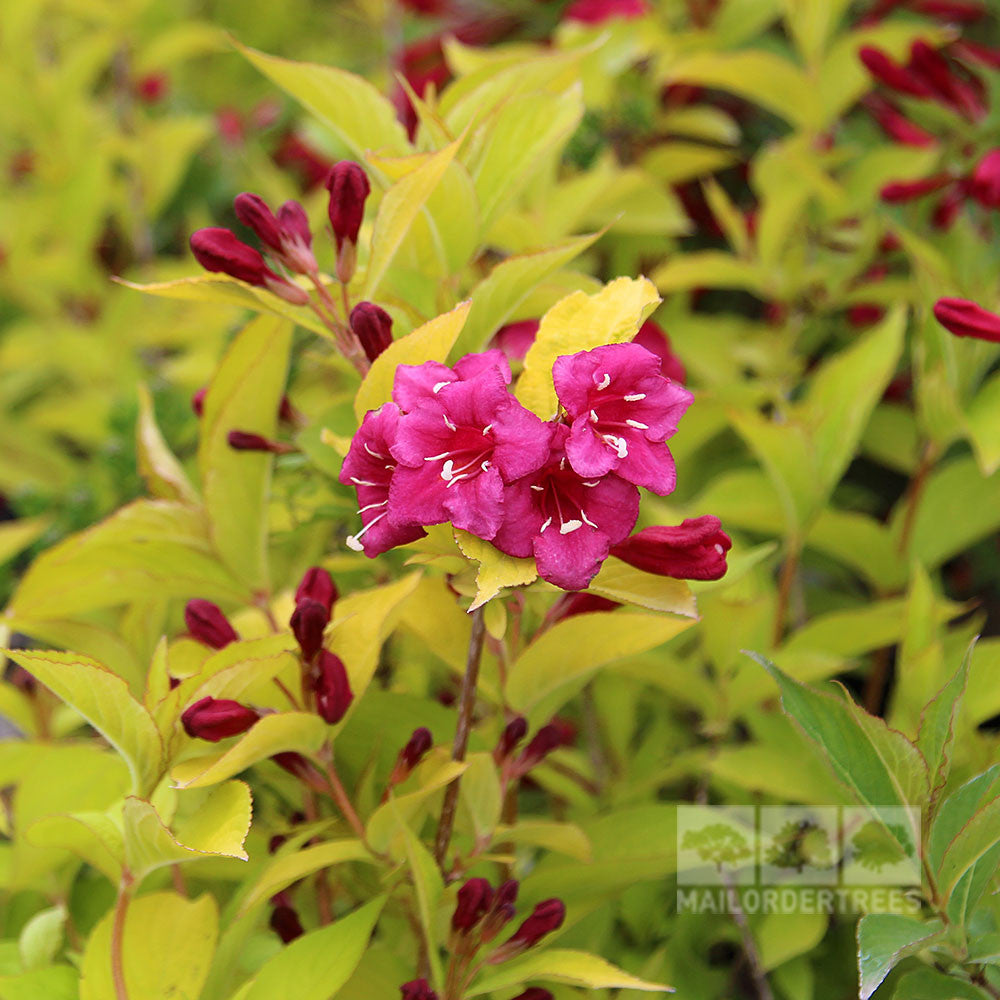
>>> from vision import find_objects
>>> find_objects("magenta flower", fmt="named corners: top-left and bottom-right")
top-left (552, 343), bottom-right (692, 495)
top-left (611, 516), bottom-right (732, 580)
top-left (492, 424), bottom-right (639, 591)
top-left (388, 368), bottom-right (552, 540)
top-left (339, 403), bottom-right (426, 556)
top-left (392, 350), bottom-right (512, 412)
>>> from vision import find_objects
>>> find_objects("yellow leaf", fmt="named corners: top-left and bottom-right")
top-left (28, 812), bottom-right (125, 884)
top-left (136, 384), bottom-right (197, 504)
top-left (454, 530), bottom-right (537, 611)
top-left (516, 277), bottom-right (660, 418)
top-left (354, 301), bottom-right (472, 420)
top-left (588, 558), bottom-right (698, 617)
top-left (0, 516), bottom-right (50, 568)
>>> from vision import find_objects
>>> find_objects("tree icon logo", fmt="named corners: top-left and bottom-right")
top-left (682, 822), bottom-right (752, 873)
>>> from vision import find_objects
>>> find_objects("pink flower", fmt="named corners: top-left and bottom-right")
top-left (970, 150), bottom-right (1000, 209)
top-left (339, 403), bottom-right (426, 556)
top-left (552, 343), bottom-right (692, 495)
top-left (933, 297), bottom-right (1000, 343)
top-left (492, 424), bottom-right (639, 591)
top-left (490, 320), bottom-right (540, 363)
top-left (610, 516), bottom-right (732, 580)
top-left (563, 0), bottom-right (650, 23)
top-left (633, 319), bottom-right (687, 384)
top-left (389, 368), bottom-right (553, 540)
top-left (392, 349), bottom-right (512, 411)
top-left (880, 175), bottom-right (953, 203)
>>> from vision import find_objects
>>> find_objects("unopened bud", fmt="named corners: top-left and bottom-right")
top-left (227, 430), bottom-right (294, 454)
top-left (480, 880), bottom-right (519, 943)
top-left (185, 598), bottom-right (238, 649)
top-left (515, 723), bottom-right (568, 774)
top-left (880, 175), bottom-right (952, 203)
top-left (452, 877), bottom-right (494, 932)
top-left (326, 161), bottom-right (370, 283)
top-left (235, 193), bottom-right (317, 276)
top-left (181, 696), bottom-right (259, 741)
top-left (399, 727), bottom-right (433, 773)
top-left (512, 991), bottom-right (554, 1000)
top-left (314, 650), bottom-right (353, 724)
top-left (234, 193), bottom-right (283, 252)
top-left (190, 227), bottom-right (273, 286)
top-left (971, 150), bottom-right (1000, 209)
top-left (191, 386), bottom-right (207, 417)
top-left (490, 899), bottom-right (565, 962)
top-left (400, 979), bottom-right (438, 1000)
top-left (858, 47), bottom-right (933, 99)
top-left (295, 567), bottom-right (338, 614)
top-left (350, 302), bottom-right (394, 362)
top-left (611, 516), bottom-right (732, 581)
top-left (934, 297), bottom-right (1000, 343)
top-left (291, 598), bottom-right (329, 661)
top-left (270, 904), bottom-right (304, 943)
top-left (494, 716), bottom-right (527, 763)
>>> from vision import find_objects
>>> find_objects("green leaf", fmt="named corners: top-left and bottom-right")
top-left (491, 820), bottom-right (592, 861)
top-left (237, 44), bottom-right (409, 162)
top-left (756, 912), bottom-right (827, 971)
top-left (18, 906), bottom-right (65, 971)
top-left (894, 967), bottom-right (991, 999)
top-left (135, 384), bottom-right (197, 504)
top-left (588, 558), bottom-right (698, 617)
top-left (242, 896), bottom-right (385, 1000)
top-left (917, 643), bottom-right (973, 805)
top-left (27, 811), bottom-right (125, 884)
top-left (937, 792), bottom-right (1000, 901)
top-left (198, 313), bottom-right (293, 592)
top-left (454, 530), bottom-right (538, 611)
top-left (79, 892), bottom-right (217, 1000)
top-left (516, 277), bottom-right (661, 418)
top-left (468, 949), bottom-right (672, 995)
top-left (0, 517), bottom-right (50, 569)
top-left (752, 654), bottom-right (927, 836)
top-left (398, 818), bottom-right (445, 992)
top-left (364, 140), bottom-right (461, 298)
top-left (459, 752), bottom-right (502, 844)
top-left (0, 966), bottom-right (79, 1000)
top-left (857, 913), bottom-right (943, 1000)
top-left (354, 301), bottom-right (471, 420)
top-left (506, 612), bottom-right (694, 716)
top-left (5, 650), bottom-right (163, 796)
top-left (170, 713), bottom-right (328, 789)
top-left (239, 840), bottom-right (371, 915)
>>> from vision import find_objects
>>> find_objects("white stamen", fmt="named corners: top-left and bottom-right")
top-left (595, 373), bottom-right (611, 390)
top-left (530, 484), bottom-right (544, 492)
top-left (482, 423), bottom-right (493, 434)
top-left (357, 500), bottom-right (388, 514)
top-left (624, 393), bottom-right (646, 402)
top-left (350, 477), bottom-right (379, 487)
top-left (480, 461), bottom-right (490, 472)
top-left (540, 517), bottom-right (552, 533)
top-left (590, 409), bottom-right (599, 423)
top-left (626, 419), bottom-right (649, 430)
top-left (441, 460), bottom-right (456, 481)
top-left (363, 443), bottom-right (384, 459)
top-left (443, 414), bottom-right (457, 431)
top-left (560, 519), bottom-right (583, 534)
top-left (603, 434), bottom-right (628, 458)
top-left (425, 451), bottom-right (451, 461)
top-left (715, 543), bottom-right (726, 555)
top-left (582, 480), bottom-right (600, 487)
top-left (581, 510), bottom-right (598, 529)
top-left (346, 511), bottom-right (388, 550)
top-left (559, 457), bottom-right (567, 470)
top-left (432, 381), bottom-right (450, 394)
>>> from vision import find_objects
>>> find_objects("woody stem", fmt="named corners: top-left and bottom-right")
top-left (111, 873), bottom-right (134, 1000)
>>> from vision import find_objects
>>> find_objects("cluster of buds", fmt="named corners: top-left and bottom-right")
top-left (493, 717), bottom-right (574, 784)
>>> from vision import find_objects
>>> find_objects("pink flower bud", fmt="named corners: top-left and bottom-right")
top-left (191, 387), bottom-right (207, 417)
top-left (515, 723), bottom-right (570, 774)
top-left (270, 904), bottom-right (304, 943)
top-left (181, 696), bottom-right (259, 741)
top-left (452, 877), bottom-right (494, 932)
top-left (314, 650), bottom-right (353, 724)
top-left (859, 47), bottom-right (933, 98)
top-left (490, 320), bottom-right (540, 363)
top-left (326, 161), bottom-right (370, 250)
top-left (494, 716), bottom-right (527, 762)
top-left (234, 193), bottom-right (283, 252)
top-left (400, 980), bottom-right (438, 1000)
top-left (295, 567), bottom-right (338, 615)
top-left (864, 96), bottom-right (936, 147)
top-left (185, 598), bottom-right (238, 649)
top-left (227, 430), bottom-right (294, 454)
top-left (971, 150), bottom-right (1000, 209)
top-left (880, 175), bottom-right (952, 202)
top-left (290, 599), bottom-right (329, 661)
top-left (350, 302), bottom-right (394, 362)
top-left (190, 227), bottom-right (272, 285)
top-left (633, 319), bottom-right (687, 384)
top-left (611, 516), bottom-right (732, 580)
top-left (934, 297), bottom-right (1000, 343)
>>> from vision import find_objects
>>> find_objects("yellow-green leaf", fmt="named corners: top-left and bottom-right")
top-left (455, 530), bottom-right (537, 611)
top-left (136, 384), bottom-right (197, 504)
top-left (0, 516), bottom-right (50, 568)
top-left (27, 811), bottom-right (125, 884)
top-left (588, 558), bottom-right (698, 617)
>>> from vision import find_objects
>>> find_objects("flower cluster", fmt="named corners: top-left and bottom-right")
top-left (341, 341), bottom-right (709, 590)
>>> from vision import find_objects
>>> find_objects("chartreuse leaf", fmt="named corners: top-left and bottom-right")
top-left (491, 820), bottom-right (591, 861)
top-left (135, 384), bottom-right (196, 504)
top-left (5, 650), bottom-right (163, 796)
top-left (0, 966), bottom-right (78, 1000)
top-left (752, 654), bottom-right (927, 841)
top-left (468, 949), bottom-right (672, 995)
top-left (937, 791), bottom-right (1000, 902)
top-left (456, 232), bottom-right (601, 356)
top-left (588, 558), bottom-right (697, 617)
top-left (171, 713), bottom-right (327, 789)
top-left (239, 840), bottom-right (372, 915)
top-left (364, 139), bottom-right (462, 298)
top-left (354, 301), bottom-right (472, 420)
top-left (756, 912), bottom-right (827, 971)
top-left (857, 914), bottom-right (944, 1000)
top-left (198, 313), bottom-right (293, 592)
top-left (454, 530), bottom-right (537, 611)
top-left (79, 892), bottom-right (217, 1000)
top-left (917, 642), bottom-right (973, 804)
top-left (506, 613), bottom-right (693, 717)
top-left (242, 896), bottom-right (385, 1000)
top-left (0, 516), bottom-right (50, 568)
top-left (398, 815), bottom-right (445, 992)
top-left (651, 251), bottom-right (766, 296)
top-left (236, 44), bottom-right (409, 162)
top-left (27, 811), bottom-right (124, 883)
top-left (18, 905), bottom-right (66, 971)
top-left (459, 752), bottom-right (502, 844)
top-left (122, 781), bottom-right (252, 880)
top-left (516, 277), bottom-right (661, 418)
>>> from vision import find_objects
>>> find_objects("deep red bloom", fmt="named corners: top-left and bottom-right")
top-left (880, 175), bottom-right (952, 202)
top-left (859, 47), bottom-right (933, 98)
top-left (189, 228), bottom-right (309, 304)
top-left (290, 599), bottom-right (328, 661)
top-left (350, 302), bottom-right (394, 362)
top-left (970, 150), bottom-right (1000, 209)
top-left (295, 567), bottom-right (338, 615)
top-left (933, 297), bottom-right (1000, 343)
top-left (400, 980), bottom-right (438, 1000)
top-left (452, 878), bottom-right (495, 932)
top-left (847, 304), bottom-right (886, 328)
top-left (610, 515), bottom-right (732, 580)
top-left (314, 650), bottom-right (353, 724)
top-left (326, 161), bottom-right (370, 250)
top-left (272, 131), bottom-right (333, 191)
top-left (270, 904), bottom-right (304, 943)
top-left (633, 319), bottom-right (687, 384)
top-left (563, 0), bottom-right (650, 23)
top-left (181, 696), bottom-right (259, 741)
top-left (185, 599), bottom-right (238, 649)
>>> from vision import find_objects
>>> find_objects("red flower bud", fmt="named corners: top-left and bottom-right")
top-left (495, 716), bottom-right (528, 762)
top-left (954, 40), bottom-right (1000, 71)
top-left (227, 430), bottom-right (294, 454)
top-left (490, 899), bottom-right (565, 961)
top-left (452, 877), bottom-right (494, 932)
top-left (295, 567), bottom-right (338, 615)
top-left (548, 593), bottom-right (620, 623)
top-left (191, 386), bottom-right (207, 417)
top-left (933, 297), bottom-right (1000, 343)
top-left (480, 879), bottom-right (519, 943)
top-left (970, 150), bottom-right (1000, 209)
top-left (931, 187), bottom-right (964, 230)
top-left (185, 598), bottom-right (238, 649)
top-left (859, 47), bottom-right (933, 98)
top-left (350, 302), bottom-right (394, 362)
top-left (909, 40), bottom-right (984, 120)
top-left (633, 319), bottom-right (686, 384)
top-left (277, 201), bottom-right (315, 271)
top-left (190, 227), bottom-right (309, 304)
top-left (181, 696), bottom-right (259, 741)
top-left (314, 650), bottom-right (353, 724)
top-left (515, 723), bottom-right (571, 774)
top-left (563, 0), bottom-right (650, 23)
top-left (864, 96), bottom-right (936, 148)
top-left (326, 161), bottom-right (370, 250)
top-left (290, 599), bottom-right (329, 661)
top-left (400, 727), bottom-right (433, 772)
top-left (880, 175), bottom-right (952, 203)
top-left (847, 304), bottom-right (885, 328)
top-left (234, 193), bottom-right (283, 252)
top-left (270, 904), bottom-right (304, 943)
top-left (611, 516), bottom-right (733, 580)
top-left (135, 72), bottom-right (168, 103)
top-left (512, 991), bottom-right (554, 1000)
top-left (914, 0), bottom-right (985, 21)
top-left (400, 979), bottom-right (438, 1000)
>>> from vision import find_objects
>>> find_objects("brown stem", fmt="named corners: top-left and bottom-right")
top-left (301, 789), bottom-right (334, 925)
top-left (772, 542), bottom-right (800, 647)
top-left (273, 677), bottom-right (302, 711)
top-left (170, 864), bottom-right (188, 897)
top-left (323, 757), bottom-right (369, 845)
top-left (721, 870), bottom-right (774, 1000)
top-left (898, 443), bottom-right (936, 556)
top-left (863, 646), bottom-right (893, 715)
top-left (434, 607), bottom-right (487, 873)
top-left (307, 275), bottom-right (369, 376)
top-left (111, 875), bottom-right (134, 1000)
